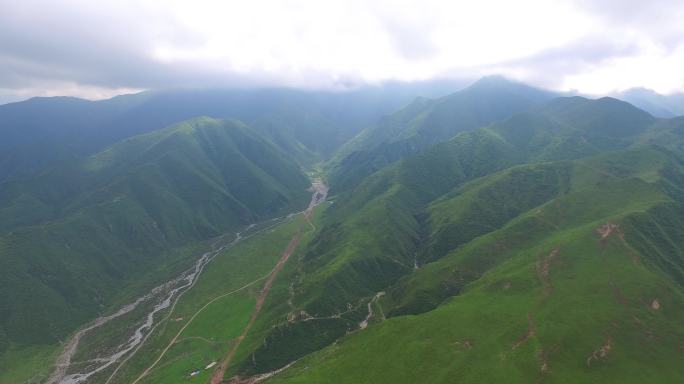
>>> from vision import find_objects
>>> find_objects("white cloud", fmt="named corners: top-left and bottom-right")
top-left (0, 0), bottom-right (683, 102)
top-left (563, 43), bottom-right (684, 94)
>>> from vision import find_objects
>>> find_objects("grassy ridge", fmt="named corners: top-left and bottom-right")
top-left (271, 227), bottom-right (684, 383)
top-left (5, 80), bottom-right (684, 383)
top-left (0, 117), bottom-right (310, 378)
top-left (302, 95), bottom-right (660, 319)
top-left (328, 76), bottom-right (554, 193)
top-left (237, 97), bottom-right (684, 380)
top-left (384, 147), bottom-right (676, 317)
top-left (267, 147), bottom-right (684, 383)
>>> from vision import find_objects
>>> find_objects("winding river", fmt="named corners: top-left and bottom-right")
top-left (48, 231), bottom-right (245, 384)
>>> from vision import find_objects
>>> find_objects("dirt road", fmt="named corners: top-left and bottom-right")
top-left (130, 277), bottom-right (268, 384)
top-left (49, 233), bottom-right (239, 384)
top-left (210, 182), bottom-right (327, 384)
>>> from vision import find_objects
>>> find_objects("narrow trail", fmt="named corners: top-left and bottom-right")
top-left (130, 276), bottom-right (269, 384)
top-left (50, 230), bottom-right (246, 384)
top-left (210, 234), bottom-right (302, 384)
top-left (226, 360), bottom-right (299, 384)
top-left (102, 229), bottom-right (284, 384)
top-left (49, 184), bottom-right (320, 384)
top-left (211, 182), bottom-right (327, 384)
top-left (174, 336), bottom-right (219, 345)
top-left (537, 247), bottom-right (559, 298)
top-left (512, 313), bottom-right (536, 350)
top-left (105, 221), bottom-right (287, 384)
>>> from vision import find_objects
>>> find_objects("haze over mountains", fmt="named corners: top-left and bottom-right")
top-left (0, 81), bottom-right (467, 182)
top-left (2, 75), bottom-right (684, 384)
top-left (611, 88), bottom-right (684, 118)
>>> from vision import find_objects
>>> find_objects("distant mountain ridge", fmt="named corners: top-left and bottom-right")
top-left (612, 87), bottom-right (684, 117)
top-left (327, 76), bottom-right (557, 192)
top-left (5, 76), bottom-right (684, 383)
top-left (0, 81), bottom-right (466, 182)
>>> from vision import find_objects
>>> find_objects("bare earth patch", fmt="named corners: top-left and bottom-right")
top-left (596, 222), bottom-right (618, 239)
top-left (537, 247), bottom-right (559, 297)
top-left (453, 340), bottom-right (474, 352)
top-left (512, 313), bottom-right (536, 350)
top-left (539, 348), bottom-right (550, 374)
top-left (595, 222), bottom-right (641, 265)
top-left (214, 181), bottom-right (327, 384)
top-left (586, 337), bottom-right (612, 367)
top-left (610, 282), bottom-right (629, 307)
top-left (651, 298), bottom-right (661, 310)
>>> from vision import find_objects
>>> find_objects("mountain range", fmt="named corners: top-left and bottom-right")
top-left (612, 87), bottom-right (684, 118)
top-left (2, 77), bottom-right (684, 383)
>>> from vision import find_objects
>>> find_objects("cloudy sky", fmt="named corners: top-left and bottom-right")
top-left (1, 0), bottom-right (683, 103)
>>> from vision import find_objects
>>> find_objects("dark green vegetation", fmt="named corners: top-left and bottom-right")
top-left (275, 96), bottom-right (656, 321)
top-left (0, 80), bottom-right (463, 383)
top-left (103, 207), bottom-right (323, 384)
top-left (270, 146), bottom-right (684, 383)
top-left (0, 82), bottom-right (463, 182)
top-left (4, 76), bottom-right (684, 383)
top-left (0, 117), bottom-right (310, 374)
top-left (239, 93), bottom-right (684, 383)
top-left (328, 76), bottom-right (555, 192)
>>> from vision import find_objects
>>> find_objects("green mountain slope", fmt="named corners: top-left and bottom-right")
top-left (267, 146), bottom-right (684, 384)
top-left (5, 78), bottom-right (684, 384)
top-left (293, 96), bottom-right (657, 316)
top-left (211, 96), bottom-right (684, 382)
top-left (327, 76), bottom-right (555, 192)
top-left (0, 117), bottom-right (309, 355)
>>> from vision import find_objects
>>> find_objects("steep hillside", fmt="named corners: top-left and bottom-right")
top-left (213, 97), bottom-right (681, 382)
top-left (266, 147), bottom-right (684, 384)
top-left (294, 96), bottom-right (657, 315)
top-left (5, 80), bottom-right (684, 384)
top-left (635, 115), bottom-right (684, 152)
top-left (327, 76), bottom-right (555, 192)
top-left (0, 117), bottom-right (310, 357)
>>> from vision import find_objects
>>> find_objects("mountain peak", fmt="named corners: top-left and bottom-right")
top-left (462, 75), bottom-right (555, 103)
top-left (468, 75), bottom-right (517, 89)
top-left (595, 96), bottom-right (654, 116)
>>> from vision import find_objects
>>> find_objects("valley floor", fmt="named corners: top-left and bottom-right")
top-left (15, 182), bottom-right (328, 384)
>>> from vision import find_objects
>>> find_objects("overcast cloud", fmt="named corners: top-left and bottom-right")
top-left (1, 0), bottom-right (683, 103)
